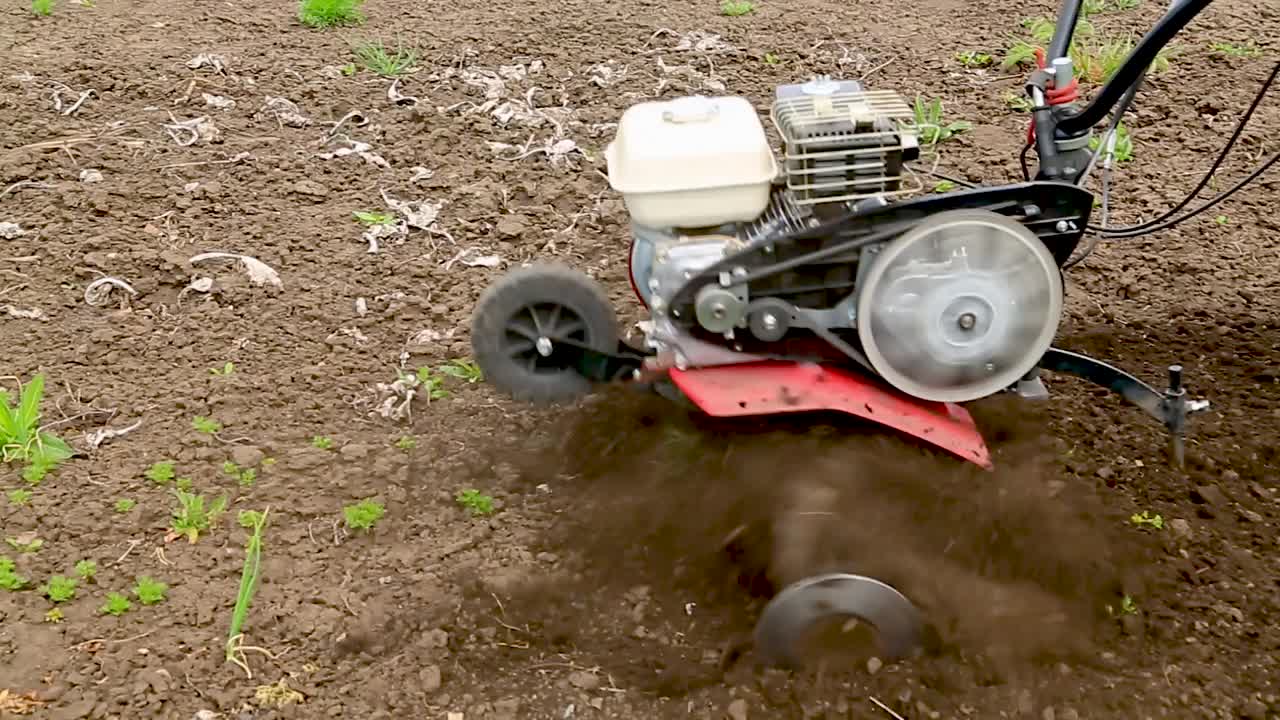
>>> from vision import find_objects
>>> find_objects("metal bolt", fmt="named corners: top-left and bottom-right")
top-left (1055, 220), bottom-right (1070, 233)
top-left (958, 312), bottom-right (976, 330)
top-left (536, 337), bottom-right (553, 357)
top-left (711, 302), bottom-right (727, 319)
top-left (762, 314), bottom-right (778, 331)
top-left (985, 362), bottom-right (996, 372)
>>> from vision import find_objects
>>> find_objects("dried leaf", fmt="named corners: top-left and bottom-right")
top-left (189, 252), bottom-right (282, 288)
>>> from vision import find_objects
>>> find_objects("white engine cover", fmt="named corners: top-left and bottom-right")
top-left (605, 95), bottom-right (778, 229)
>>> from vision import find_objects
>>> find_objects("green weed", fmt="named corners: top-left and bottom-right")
top-left (44, 608), bottom-right (63, 623)
top-left (192, 416), bottom-right (221, 434)
top-left (1210, 41), bottom-right (1261, 59)
top-left (353, 40), bottom-right (418, 77)
top-left (1, 374), bottom-right (74, 486)
top-left (114, 498), bottom-right (136, 513)
top-left (394, 436), bottom-right (417, 451)
top-left (210, 362), bottom-right (235, 376)
top-left (41, 575), bottom-right (77, 603)
top-left (1130, 510), bottom-right (1164, 529)
top-left (311, 435), bottom-right (334, 450)
top-left (75, 559), bottom-right (97, 582)
top-left (31, 0), bottom-right (53, 15)
top-left (1214, 215), bottom-right (1229, 225)
top-left (720, 0), bottom-right (753, 16)
top-left (6, 536), bottom-right (42, 553)
top-left (343, 498), bottom-right (385, 531)
top-left (353, 210), bottom-right (395, 226)
top-left (222, 461), bottom-right (257, 487)
top-left (932, 180), bottom-right (957, 193)
top-left (145, 461), bottom-right (175, 485)
top-left (0, 556), bottom-right (27, 590)
top-left (413, 368), bottom-right (448, 400)
top-left (913, 96), bottom-right (972, 146)
top-left (226, 509), bottom-right (268, 674)
top-left (955, 50), bottom-right (994, 68)
top-left (170, 488), bottom-right (229, 543)
top-left (762, 52), bottom-right (780, 65)
top-left (101, 591), bottom-right (132, 616)
top-left (456, 488), bottom-right (495, 516)
top-left (7, 488), bottom-right (33, 506)
top-left (1089, 122), bottom-right (1133, 162)
top-left (133, 576), bottom-right (168, 605)
top-left (439, 359), bottom-right (484, 384)
top-left (298, 0), bottom-right (364, 27)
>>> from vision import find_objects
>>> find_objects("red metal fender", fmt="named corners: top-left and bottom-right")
top-left (667, 361), bottom-right (992, 470)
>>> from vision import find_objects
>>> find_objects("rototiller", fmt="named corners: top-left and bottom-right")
top-left (471, 0), bottom-right (1276, 666)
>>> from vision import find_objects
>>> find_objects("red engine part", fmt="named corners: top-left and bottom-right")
top-left (668, 361), bottom-right (993, 469)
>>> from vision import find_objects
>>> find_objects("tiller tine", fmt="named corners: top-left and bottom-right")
top-left (753, 573), bottom-right (924, 668)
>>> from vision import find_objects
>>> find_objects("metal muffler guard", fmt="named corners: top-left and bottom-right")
top-left (754, 573), bottom-right (924, 668)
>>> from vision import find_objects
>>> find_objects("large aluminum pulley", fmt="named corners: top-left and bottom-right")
top-left (856, 209), bottom-right (1063, 403)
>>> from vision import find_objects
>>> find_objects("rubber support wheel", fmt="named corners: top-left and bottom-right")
top-left (470, 263), bottom-right (619, 405)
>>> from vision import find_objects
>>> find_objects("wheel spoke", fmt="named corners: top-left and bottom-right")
top-left (551, 320), bottom-right (585, 339)
top-left (505, 338), bottom-right (536, 358)
top-left (528, 306), bottom-right (547, 335)
top-left (547, 304), bottom-right (562, 332)
top-left (506, 319), bottom-right (539, 341)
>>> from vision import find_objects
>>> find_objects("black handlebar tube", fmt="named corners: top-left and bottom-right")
top-left (1054, 0), bottom-right (1213, 137)
top-left (1046, 0), bottom-right (1085, 63)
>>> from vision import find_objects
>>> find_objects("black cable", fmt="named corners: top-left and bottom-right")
top-left (1089, 60), bottom-right (1280, 235)
top-left (1099, 149), bottom-right (1279, 238)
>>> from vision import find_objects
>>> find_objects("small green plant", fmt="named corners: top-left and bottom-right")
top-left (353, 40), bottom-right (418, 77)
top-left (145, 460), bottom-right (176, 485)
top-left (0, 556), bottom-right (27, 590)
top-left (221, 461), bottom-right (257, 487)
top-left (31, 0), bottom-right (53, 15)
top-left (1130, 510), bottom-right (1164, 530)
top-left (1004, 92), bottom-right (1035, 112)
top-left (762, 52), bottom-right (780, 65)
top-left (311, 435), bottom-right (334, 450)
top-left (340, 62), bottom-right (357, 76)
top-left (210, 362), bottom-right (235, 376)
top-left (913, 96), bottom-right (973, 146)
top-left (343, 498), bottom-right (385, 531)
top-left (955, 50), bottom-right (994, 68)
top-left (1108, 0), bottom-right (1139, 9)
top-left (75, 559), bottom-right (97, 582)
top-left (176, 477), bottom-right (193, 491)
top-left (353, 210), bottom-right (395, 226)
top-left (170, 488), bottom-right (229, 543)
top-left (298, 0), bottom-right (364, 27)
top-left (6, 536), bottom-right (42, 553)
top-left (720, 0), bottom-right (753, 16)
top-left (41, 575), bottom-right (77, 603)
top-left (1210, 41), bottom-right (1261, 59)
top-left (192, 416), bottom-right (221, 434)
top-left (226, 509), bottom-right (269, 674)
top-left (413, 368), bottom-right (449, 400)
top-left (1, 374), bottom-right (74, 486)
top-left (133, 576), bottom-right (168, 605)
top-left (1120, 595), bottom-right (1137, 614)
top-left (439, 359), bottom-right (484, 384)
top-left (456, 489), bottom-right (495, 516)
top-left (114, 498), bottom-right (136, 513)
top-left (932, 180), bottom-right (958, 193)
top-left (101, 592), bottom-right (132, 616)
top-left (394, 436), bottom-right (417, 451)
top-left (44, 607), bottom-right (64, 623)
top-left (1214, 215), bottom-right (1229, 226)
top-left (6, 488), bottom-right (33, 506)
top-left (1088, 123), bottom-right (1133, 162)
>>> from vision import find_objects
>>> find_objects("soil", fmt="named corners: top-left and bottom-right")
top-left (2, 0), bottom-right (1279, 718)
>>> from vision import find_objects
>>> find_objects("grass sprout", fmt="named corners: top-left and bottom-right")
top-left (298, 0), bottom-right (363, 27)
top-left (353, 40), bottom-right (418, 77)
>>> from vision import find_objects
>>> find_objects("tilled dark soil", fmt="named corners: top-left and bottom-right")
top-left (1, 0), bottom-right (1278, 718)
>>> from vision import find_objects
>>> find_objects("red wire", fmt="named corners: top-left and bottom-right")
top-left (1025, 47), bottom-right (1080, 144)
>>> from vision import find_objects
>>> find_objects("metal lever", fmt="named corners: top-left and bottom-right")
top-left (1162, 364), bottom-right (1210, 467)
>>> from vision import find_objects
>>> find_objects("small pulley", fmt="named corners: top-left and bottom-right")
top-left (856, 209), bottom-right (1064, 403)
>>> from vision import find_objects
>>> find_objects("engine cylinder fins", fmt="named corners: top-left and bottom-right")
top-left (469, 263), bottom-right (619, 405)
top-left (753, 573), bottom-right (924, 669)
top-left (856, 209), bottom-right (1064, 403)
